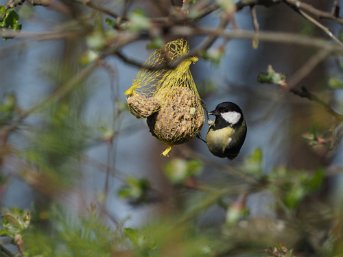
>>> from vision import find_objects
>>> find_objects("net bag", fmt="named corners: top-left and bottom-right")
top-left (125, 39), bottom-right (204, 156)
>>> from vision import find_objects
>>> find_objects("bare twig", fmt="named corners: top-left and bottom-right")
top-left (283, 0), bottom-right (343, 25)
top-left (6, 0), bottom-right (49, 8)
top-left (114, 50), bottom-right (173, 70)
top-left (75, 0), bottom-right (119, 18)
top-left (0, 29), bottom-right (84, 41)
top-left (172, 27), bottom-right (343, 51)
top-left (0, 243), bottom-right (14, 257)
top-left (113, 28), bottom-right (343, 71)
top-left (290, 86), bottom-right (343, 121)
top-left (197, 16), bottom-right (230, 51)
top-left (250, 5), bottom-right (260, 48)
top-left (331, 0), bottom-right (340, 17)
top-left (250, 5), bottom-right (260, 32)
top-left (6, 0), bottom-right (70, 14)
top-left (236, 0), bottom-right (281, 10)
top-left (296, 9), bottom-right (343, 48)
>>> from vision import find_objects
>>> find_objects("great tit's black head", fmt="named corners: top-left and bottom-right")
top-left (209, 102), bottom-right (244, 127)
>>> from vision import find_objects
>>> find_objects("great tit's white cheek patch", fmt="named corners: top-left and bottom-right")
top-left (221, 111), bottom-right (241, 125)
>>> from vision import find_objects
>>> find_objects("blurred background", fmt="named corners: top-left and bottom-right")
top-left (0, 0), bottom-right (343, 256)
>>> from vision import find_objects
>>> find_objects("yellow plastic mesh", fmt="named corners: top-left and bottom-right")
top-left (125, 39), bottom-right (204, 156)
top-left (125, 38), bottom-right (190, 97)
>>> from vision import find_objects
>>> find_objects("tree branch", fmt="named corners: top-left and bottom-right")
top-left (172, 27), bottom-right (343, 51)
top-left (250, 5), bottom-right (260, 48)
top-left (75, 0), bottom-right (120, 18)
top-left (331, 0), bottom-right (340, 17)
top-left (112, 27), bottom-right (343, 71)
top-left (283, 0), bottom-right (343, 25)
top-left (290, 86), bottom-right (343, 121)
top-left (285, 3), bottom-right (343, 48)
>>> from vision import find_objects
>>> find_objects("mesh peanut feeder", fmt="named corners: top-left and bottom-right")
top-left (125, 39), bottom-right (204, 156)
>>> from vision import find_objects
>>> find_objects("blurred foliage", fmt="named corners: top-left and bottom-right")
top-left (201, 47), bottom-right (225, 66)
top-left (127, 9), bottom-right (151, 32)
top-left (0, 208), bottom-right (30, 238)
top-left (258, 65), bottom-right (287, 87)
top-left (0, 1), bottom-right (343, 257)
top-left (164, 158), bottom-right (203, 184)
top-left (0, 5), bottom-right (21, 33)
top-left (118, 176), bottom-right (152, 204)
top-left (241, 148), bottom-right (263, 177)
top-left (22, 206), bottom-right (121, 257)
top-left (300, 21), bottom-right (315, 36)
top-left (266, 245), bottom-right (295, 257)
top-left (328, 77), bottom-right (343, 89)
top-left (0, 93), bottom-right (17, 126)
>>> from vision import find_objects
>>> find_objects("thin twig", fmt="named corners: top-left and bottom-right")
top-left (236, 0), bottom-right (281, 10)
top-left (114, 27), bottom-right (343, 70)
top-left (331, 0), bottom-right (340, 17)
top-left (290, 86), bottom-right (343, 121)
top-left (197, 16), bottom-right (229, 51)
top-left (0, 29), bottom-right (84, 41)
top-left (283, 0), bottom-right (343, 25)
top-left (172, 27), bottom-right (343, 51)
top-left (75, 0), bottom-right (119, 18)
top-left (296, 8), bottom-right (343, 48)
top-left (114, 50), bottom-right (173, 70)
top-left (250, 5), bottom-right (260, 31)
top-left (250, 5), bottom-right (260, 48)
top-left (6, 0), bottom-right (70, 14)
top-left (0, 243), bottom-right (14, 257)
top-left (176, 186), bottom-right (245, 224)
top-left (6, 0), bottom-right (49, 8)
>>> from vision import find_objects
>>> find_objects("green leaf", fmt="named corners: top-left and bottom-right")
top-left (284, 184), bottom-right (305, 209)
top-left (0, 92), bottom-right (17, 125)
top-left (86, 31), bottom-right (106, 50)
top-left (0, 6), bottom-right (6, 17)
top-left (328, 77), bottom-right (343, 89)
top-left (216, 0), bottom-right (235, 13)
top-left (124, 228), bottom-right (145, 247)
top-left (124, 227), bottom-right (157, 257)
top-left (105, 17), bottom-right (116, 28)
top-left (225, 203), bottom-right (249, 226)
top-left (305, 169), bottom-right (324, 191)
top-left (258, 65), bottom-right (287, 87)
top-left (0, 6), bottom-right (22, 33)
top-left (0, 208), bottom-right (30, 238)
top-left (146, 37), bottom-right (164, 50)
top-left (271, 168), bottom-right (324, 209)
top-left (241, 148), bottom-right (263, 176)
top-left (201, 48), bottom-right (224, 65)
top-left (128, 9), bottom-right (151, 32)
top-left (80, 50), bottom-right (99, 65)
top-left (118, 176), bottom-right (151, 203)
top-left (300, 22), bottom-right (315, 36)
top-left (164, 158), bottom-right (203, 184)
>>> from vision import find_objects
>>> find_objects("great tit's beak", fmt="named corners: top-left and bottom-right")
top-left (208, 110), bottom-right (217, 116)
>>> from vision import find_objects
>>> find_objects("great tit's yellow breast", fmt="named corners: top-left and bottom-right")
top-left (206, 126), bottom-right (235, 155)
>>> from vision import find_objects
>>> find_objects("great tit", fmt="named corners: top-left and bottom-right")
top-left (206, 102), bottom-right (247, 159)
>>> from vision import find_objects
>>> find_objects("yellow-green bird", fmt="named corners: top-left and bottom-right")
top-left (206, 102), bottom-right (247, 159)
